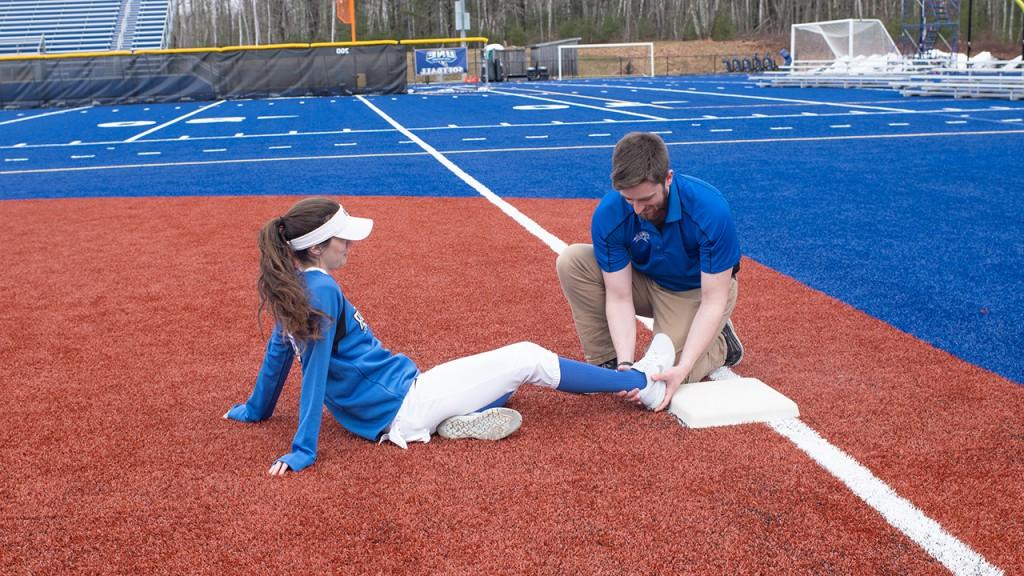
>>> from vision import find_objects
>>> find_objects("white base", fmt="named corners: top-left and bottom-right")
top-left (668, 377), bottom-right (799, 428)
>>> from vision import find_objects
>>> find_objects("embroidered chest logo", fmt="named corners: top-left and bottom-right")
top-left (632, 231), bottom-right (651, 244)
top-left (353, 309), bottom-right (369, 332)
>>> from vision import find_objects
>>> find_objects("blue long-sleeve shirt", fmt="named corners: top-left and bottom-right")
top-left (226, 270), bottom-right (418, 471)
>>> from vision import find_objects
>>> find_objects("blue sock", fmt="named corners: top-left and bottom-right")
top-left (478, 391), bottom-right (514, 411)
top-left (556, 357), bottom-right (647, 394)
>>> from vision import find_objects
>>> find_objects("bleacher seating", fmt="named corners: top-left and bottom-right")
top-left (0, 0), bottom-right (169, 55)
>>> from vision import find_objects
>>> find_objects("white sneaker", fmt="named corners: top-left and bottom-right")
top-left (632, 333), bottom-right (676, 410)
top-left (436, 407), bottom-right (523, 440)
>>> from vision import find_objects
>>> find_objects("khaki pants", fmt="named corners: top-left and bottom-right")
top-left (555, 243), bottom-right (738, 383)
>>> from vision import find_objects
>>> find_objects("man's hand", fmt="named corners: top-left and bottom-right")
top-left (652, 365), bottom-right (688, 412)
top-left (616, 388), bottom-right (643, 406)
top-left (269, 461), bottom-right (290, 476)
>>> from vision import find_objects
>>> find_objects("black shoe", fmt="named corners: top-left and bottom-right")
top-left (722, 320), bottom-right (744, 367)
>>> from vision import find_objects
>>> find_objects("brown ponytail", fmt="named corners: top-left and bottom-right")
top-left (257, 197), bottom-right (339, 342)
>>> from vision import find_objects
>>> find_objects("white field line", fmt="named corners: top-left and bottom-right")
top-left (356, 94), bottom-right (567, 254)
top-left (500, 86), bottom-right (674, 109)
top-left (488, 88), bottom-right (667, 120)
top-left (0, 151), bottom-right (428, 175)
top-left (769, 419), bottom-right (1002, 576)
top-left (6, 128), bottom-right (1024, 177)
top-left (358, 93), bottom-right (1003, 575)
top-left (0, 105), bottom-right (91, 126)
top-left (555, 82), bottom-right (912, 113)
top-left (4, 106), bottom-right (1021, 151)
top-left (124, 100), bottom-right (226, 143)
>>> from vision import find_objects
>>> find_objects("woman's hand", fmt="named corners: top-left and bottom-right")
top-left (269, 461), bottom-right (290, 476)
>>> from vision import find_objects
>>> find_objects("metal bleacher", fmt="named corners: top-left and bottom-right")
top-left (0, 0), bottom-right (169, 55)
top-left (756, 59), bottom-right (1024, 101)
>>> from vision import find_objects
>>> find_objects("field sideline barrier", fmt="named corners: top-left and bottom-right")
top-left (0, 41), bottom-right (409, 108)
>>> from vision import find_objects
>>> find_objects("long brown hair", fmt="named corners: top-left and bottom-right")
top-left (257, 197), bottom-right (339, 342)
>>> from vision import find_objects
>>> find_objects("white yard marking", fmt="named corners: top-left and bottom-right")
top-left (202, 148), bottom-right (227, 153)
top-left (770, 419), bottom-right (1003, 576)
top-left (137, 151), bottom-right (161, 156)
top-left (770, 126), bottom-right (793, 130)
top-left (4, 158), bottom-right (28, 162)
top-left (710, 128), bottom-right (733, 133)
top-left (9, 129), bottom-right (1024, 177)
top-left (831, 124), bottom-right (852, 128)
top-left (357, 94), bottom-right (566, 254)
top-left (888, 122), bottom-right (910, 126)
top-left (186, 117), bottom-right (244, 124)
top-left (946, 120), bottom-right (968, 125)
top-left (490, 88), bottom-right (667, 120)
top-left (588, 133), bottom-right (611, 137)
top-left (0, 105), bottom-right (92, 126)
top-left (125, 100), bottom-right (226, 143)
top-left (268, 145), bottom-right (292, 150)
top-left (525, 135), bottom-right (549, 139)
top-left (1003, 118), bottom-right (1022, 123)
top-left (333, 142), bottom-right (357, 146)
top-left (462, 137), bottom-right (487, 141)
top-left (555, 82), bottom-right (912, 113)
top-left (257, 115), bottom-right (298, 120)
top-left (70, 155), bottom-right (95, 159)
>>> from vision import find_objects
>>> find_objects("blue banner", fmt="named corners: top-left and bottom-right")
top-left (415, 47), bottom-right (467, 76)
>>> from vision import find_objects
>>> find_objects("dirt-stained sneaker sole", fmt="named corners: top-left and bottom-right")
top-left (435, 407), bottom-right (523, 441)
top-left (722, 319), bottom-right (744, 367)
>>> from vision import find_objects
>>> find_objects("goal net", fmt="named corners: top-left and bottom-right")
top-left (556, 42), bottom-right (655, 80)
top-left (791, 19), bottom-right (898, 65)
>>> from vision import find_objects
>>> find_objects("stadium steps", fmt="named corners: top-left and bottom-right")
top-left (0, 0), bottom-right (167, 55)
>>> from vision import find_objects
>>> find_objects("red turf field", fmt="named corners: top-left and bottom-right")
top-left (2, 196), bottom-right (1021, 574)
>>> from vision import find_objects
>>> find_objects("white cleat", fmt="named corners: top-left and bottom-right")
top-left (436, 407), bottom-right (523, 440)
top-left (632, 333), bottom-right (676, 410)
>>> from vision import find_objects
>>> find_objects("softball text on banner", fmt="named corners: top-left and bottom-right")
top-left (415, 48), bottom-right (468, 75)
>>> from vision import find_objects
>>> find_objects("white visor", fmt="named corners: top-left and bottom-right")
top-left (286, 206), bottom-right (373, 251)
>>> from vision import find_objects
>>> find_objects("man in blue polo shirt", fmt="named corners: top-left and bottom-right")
top-left (556, 132), bottom-right (743, 411)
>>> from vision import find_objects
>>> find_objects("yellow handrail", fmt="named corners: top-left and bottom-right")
top-left (399, 37), bottom-right (489, 46)
top-left (0, 38), bottom-right (473, 62)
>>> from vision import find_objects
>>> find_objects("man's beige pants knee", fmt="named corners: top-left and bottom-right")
top-left (556, 243), bottom-right (738, 383)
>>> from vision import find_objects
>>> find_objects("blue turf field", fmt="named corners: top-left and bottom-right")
top-left (2, 75), bottom-right (1022, 383)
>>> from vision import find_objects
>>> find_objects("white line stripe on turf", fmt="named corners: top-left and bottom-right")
top-left (500, 86), bottom-right (674, 109)
top-left (488, 88), bottom-right (667, 120)
top-left (124, 100), bottom-right (226, 143)
top-left (769, 419), bottom-right (1003, 576)
top-left (555, 82), bottom-right (912, 113)
top-left (0, 105), bottom-right (91, 126)
top-left (7, 128), bottom-right (1024, 176)
top-left (355, 94), bottom-right (567, 254)
top-left (354, 94), bottom-right (997, 572)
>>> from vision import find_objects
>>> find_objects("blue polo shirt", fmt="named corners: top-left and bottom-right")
top-left (592, 174), bottom-right (740, 292)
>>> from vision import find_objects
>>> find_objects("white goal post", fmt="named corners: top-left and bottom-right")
top-left (557, 42), bottom-right (655, 80)
top-left (790, 19), bottom-right (899, 67)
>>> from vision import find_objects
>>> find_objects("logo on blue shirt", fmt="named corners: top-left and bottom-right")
top-left (353, 309), bottom-right (369, 332)
top-left (633, 231), bottom-right (651, 244)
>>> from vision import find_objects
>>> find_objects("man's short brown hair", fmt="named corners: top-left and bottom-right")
top-left (610, 132), bottom-right (670, 190)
